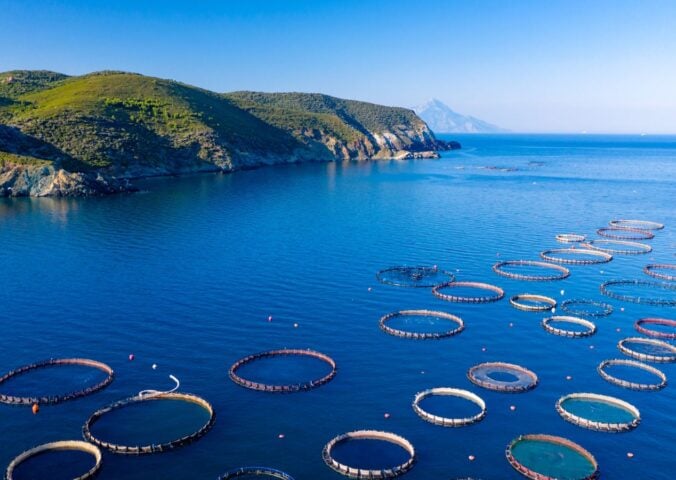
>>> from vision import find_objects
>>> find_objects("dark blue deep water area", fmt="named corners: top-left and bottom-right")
top-left (0, 134), bottom-right (675, 479)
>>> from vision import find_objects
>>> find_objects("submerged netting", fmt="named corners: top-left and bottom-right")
top-left (584, 239), bottom-right (652, 255)
top-left (412, 388), bottom-right (486, 427)
top-left (539, 248), bottom-right (612, 265)
top-left (0, 358), bottom-right (114, 406)
top-left (467, 362), bottom-right (538, 392)
top-left (432, 281), bottom-right (504, 303)
top-left (556, 393), bottom-right (641, 432)
top-left (556, 233), bottom-right (586, 243)
top-left (617, 337), bottom-right (676, 363)
top-left (379, 310), bottom-right (464, 339)
top-left (634, 318), bottom-right (676, 339)
top-left (376, 266), bottom-right (455, 288)
top-left (597, 227), bottom-right (654, 240)
top-left (542, 316), bottom-right (596, 338)
top-left (506, 434), bottom-right (599, 480)
top-left (560, 299), bottom-right (613, 318)
top-left (643, 264), bottom-right (676, 282)
top-left (510, 294), bottom-right (556, 312)
top-left (597, 359), bottom-right (667, 391)
top-left (5, 441), bottom-right (102, 480)
top-left (493, 260), bottom-right (570, 281)
top-left (600, 280), bottom-right (676, 306)
top-left (229, 349), bottom-right (337, 392)
top-left (218, 467), bottom-right (295, 479)
top-left (83, 392), bottom-right (215, 454)
top-left (608, 219), bottom-right (664, 231)
top-left (322, 430), bottom-right (416, 478)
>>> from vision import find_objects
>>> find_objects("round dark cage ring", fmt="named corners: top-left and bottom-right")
top-left (322, 430), bottom-right (416, 478)
top-left (375, 266), bottom-right (455, 288)
top-left (643, 264), bottom-right (676, 282)
top-left (492, 260), bottom-right (570, 281)
top-left (432, 281), bottom-right (504, 303)
top-left (218, 467), bottom-right (295, 479)
top-left (229, 349), bottom-right (337, 392)
top-left (634, 318), bottom-right (676, 339)
top-left (5, 441), bottom-right (102, 480)
top-left (560, 299), bottom-right (613, 318)
top-left (583, 239), bottom-right (652, 255)
top-left (0, 358), bottom-right (114, 406)
top-left (379, 310), bottom-right (464, 339)
top-left (597, 359), bottom-right (667, 391)
top-left (600, 279), bottom-right (676, 306)
top-left (597, 227), bottom-right (654, 240)
top-left (539, 248), bottom-right (612, 265)
top-left (82, 392), bottom-right (215, 454)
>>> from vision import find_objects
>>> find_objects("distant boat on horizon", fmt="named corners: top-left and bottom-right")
top-left (413, 98), bottom-right (508, 134)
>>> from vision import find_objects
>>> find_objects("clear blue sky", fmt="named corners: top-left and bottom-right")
top-left (2, 0), bottom-right (676, 133)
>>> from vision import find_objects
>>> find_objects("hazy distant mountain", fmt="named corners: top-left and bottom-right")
top-left (414, 98), bottom-right (507, 133)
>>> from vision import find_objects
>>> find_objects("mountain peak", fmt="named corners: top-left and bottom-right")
top-left (413, 98), bottom-right (506, 134)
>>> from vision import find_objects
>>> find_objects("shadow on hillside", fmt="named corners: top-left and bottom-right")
top-left (0, 124), bottom-right (80, 167)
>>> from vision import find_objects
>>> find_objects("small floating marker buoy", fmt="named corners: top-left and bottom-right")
top-left (31, 403), bottom-right (39, 415)
top-left (268, 315), bottom-right (273, 322)
top-left (627, 452), bottom-right (634, 458)
top-left (384, 413), bottom-right (391, 419)
top-left (509, 322), bottom-right (514, 328)
top-left (600, 270), bottom-right (604, 274)
top-left (152, 364), bottom-right (157, 370)
top-left (368, 287), bottom-right (372, 292)
top-left (621, 307), bottom-right (625, 312)
top-left (481, 347), bottom-right (487, 352)
top-left (468, 455), bottom-right (476, 461)
top-left (420, 370), bottom-right (425, 374)
top-left (510, 405), bottom-right (516, 411)
top-left (128, 354), bottom-right (134, 361)
top-left (560, 289), bottom-right (565, 296)
top-left (616, 328), bottom-right (621, 332)
top-left (293, 323), bottom-right (299, 328)
top-left (496, 252), bottom-right (500, 257)
top-left (589, 345), bottom-right (595, 349)
top-left (566, 375), bottom-right (573, 381)
top-left (278, 434), bottom-right (285, 439)
top-left (551, 307), bottom-right (556, 313)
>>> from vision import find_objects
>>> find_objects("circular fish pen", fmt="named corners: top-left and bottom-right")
top-left (643, 264), bottom-right (676, 282)
top-left (509, 294), bottom-right (556, 312)
top-left (506, 434), bottom-right (599, 480)
top-left (583, 239), bottom-right (652, 255)
top-left (82, 392), bottom-right (215, 454)
top-left (556, 233), bottom-right (586, 243)
top-left (467, 362), bottom-right (538, 392)
top-left (218, 467), bottom-right (295, 479)
top-left (560, 299), bottom-right (613, 318)
top-left (617, 337), bottom-right (676, 363)
top-left (412, 388), bottom-right (486, 427)
top-left (634, 318), bottom-right (676, 339)
top-left (600, 279), bottom-right (676, 306)
top-left (432, 281), bottom-right (504, 303)
top-left (376, 266), bottom-right (455, 288)
top-left (322, 430), bottom-right (415, 478)
top-left (542, 316), bottom-right (596, 338)
top-left (608, 219), bottom-right (664, 231)
top-left (597, 227), bottom-right (655, 240)
top-left (229, 349), bottom-right (337, 392)
top-left (539, 248), bottom-right (612, 265)
top-left (597, 359), bottom-right (667, 391)
top-left (492, 260), bottom-right (570, 282)
top-left (379, 310), bottom-right (464, 339)
top-left (0, 358), bottom-right (114, 406)
top-left (556, 393), bottom-right (641, 432)
top-left (5, 440), bottom-right (102, 480)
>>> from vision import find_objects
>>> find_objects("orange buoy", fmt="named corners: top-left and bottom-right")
top-left (31, 403), bottom-right (39, 415)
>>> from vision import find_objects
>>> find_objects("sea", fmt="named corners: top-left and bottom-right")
top-left (0, 134), bottom-right (674, 479)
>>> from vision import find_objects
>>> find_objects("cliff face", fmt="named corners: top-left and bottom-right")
top-left (0, 71), bottom-right (458, 197)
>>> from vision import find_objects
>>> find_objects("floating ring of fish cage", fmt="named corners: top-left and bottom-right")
top-left (596, 227), bottom-right (655, 240)
top-left (431, 281), bottom-right (504, 303)
top-left (218, 467), bottom-right (295, 479)
top-left (617, 337), bottom-right (676, 363)
top-left (322, 430), bottom-right (416, 479)
top-left (492, 260), bottom-right (570, 281)
top-left (560, 299), bottom-right (613, 318)
top-left (82, 392), bottom-right (215, 454)
top-left (541, 316), bottom-right (597, 338)
top-left (600, 279), bottom-right (676, 306)
top-left (0, 358), bottom-right (114, 406)
top-left (555, 233), bottom-right (586, 243)
top-left (5, 440), bottom-right (102, 480)
top-left (509, 293), bottom-right (557, 312)
top-left (412, 388), bottom-right (487, 427)
top-left (467, 362), bottom-right (538, 392)
top-left (379, 310), bottom-right (464, 339)
top-left (505, 434), bottom-right (599, 480)
top-left (634, 317), bottom-right (676, 339)
top-left (375, 265), bottom-right (455, 288)
top-left (229, 349), bottom-right (337, 392)
top-left (608, 219), bottom-right (664, 231)
top-left (555, 393), bottom-right (641, 432)
top-left (539, 248), bottom-right (613, 265)
top-left (597, 359), bottom-right (667, 391)
top-left (583, 239), bottom-right (652, 255)
top-left (643, 264), bottom-right (676, 282)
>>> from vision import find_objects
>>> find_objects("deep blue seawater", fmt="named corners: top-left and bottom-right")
top-left (0, 134), bottom-right (675, 479)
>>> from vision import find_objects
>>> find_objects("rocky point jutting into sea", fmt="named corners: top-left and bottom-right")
top-left (0, 71), bottom-right (460, 197)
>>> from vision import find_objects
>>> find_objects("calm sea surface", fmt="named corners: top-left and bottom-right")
top-left (1, 134), bottom-right (675, 479)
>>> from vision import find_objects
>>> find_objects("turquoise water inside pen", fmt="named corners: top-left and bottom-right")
top-left (0, 134), bottom-right (675, 479)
